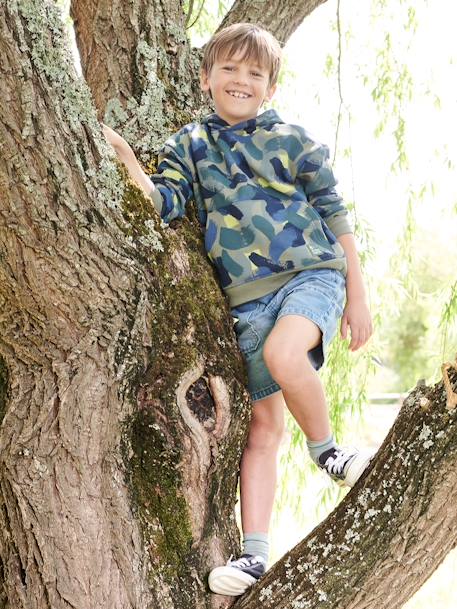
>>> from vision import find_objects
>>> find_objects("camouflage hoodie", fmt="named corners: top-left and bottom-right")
top-left (149, 109), bottom-right (351, 306)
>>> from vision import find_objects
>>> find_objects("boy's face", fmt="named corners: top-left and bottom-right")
top-left (200, 51), bottom-right (277, 126)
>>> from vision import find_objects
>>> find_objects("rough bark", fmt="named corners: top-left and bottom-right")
top-left (70, 0), bottom-right (210, 160)
top-left (219, 0), bottom-right (329, 45)
top-left (1, 1), bottom-right (457, 609)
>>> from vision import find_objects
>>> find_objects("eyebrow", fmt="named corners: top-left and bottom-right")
top-left (220, 58), bottom-right (266, 70)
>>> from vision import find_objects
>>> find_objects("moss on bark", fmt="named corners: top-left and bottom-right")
top-left (119, 186), bottom-right (249, 592)
top-left (127, 406), bottom-right (194, 578)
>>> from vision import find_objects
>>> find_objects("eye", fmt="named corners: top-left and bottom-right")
top-left (222, 66), bottom-right (234, 71)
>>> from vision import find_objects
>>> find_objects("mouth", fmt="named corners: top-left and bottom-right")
top-left (226, 90), bottom-right (251, 99)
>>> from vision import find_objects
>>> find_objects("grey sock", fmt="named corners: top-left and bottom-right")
top-left (243, 532), bottom-right (269, 564)
top-left (307, 434), bottom-right (337, 466)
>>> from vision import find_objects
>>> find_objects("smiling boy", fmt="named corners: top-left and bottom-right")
top-left (104, 23), bottom-right (373, 597)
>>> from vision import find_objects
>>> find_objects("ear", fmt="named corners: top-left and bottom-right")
top-left (200, 70), bottom-right (210, 92)
top-left (264, 83), bottom-right (277, 103)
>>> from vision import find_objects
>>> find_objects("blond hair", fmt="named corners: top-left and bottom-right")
top-left (201, 23), bottom-right (283, 87)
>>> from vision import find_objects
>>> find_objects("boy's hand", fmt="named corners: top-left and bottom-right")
top-left (340, 298), bottom-right (373, 351)
top-left (101, 124), bottom-right (154, 198)
top-left (102, 123), bottom-right (127, 152)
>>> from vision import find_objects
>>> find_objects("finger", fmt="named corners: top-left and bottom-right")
top-left (353, 329), bottom-right (364, 350)
top-left (358, 327), bottom-right (371, 350)
top-left (361, 323), bottom-right (372, 347)
top-left (356, 329), bottom-right (367, 350)
top-left (351, 327), bottom-right (362, 351)
top-left (341, 315), bottom-right (348, 340)
top-left (349, 326), bottom-right (358, 350)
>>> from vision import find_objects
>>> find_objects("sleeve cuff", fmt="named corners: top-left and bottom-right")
top-left (325, 214), bottom-right (353, 237)
top-left (149, 182), bottom-right (164, 215)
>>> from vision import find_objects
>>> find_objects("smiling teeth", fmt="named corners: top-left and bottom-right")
top-left (228, 91), bottom-right (249, 98)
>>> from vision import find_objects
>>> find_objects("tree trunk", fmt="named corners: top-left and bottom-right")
top-left (0, 2), bottom-right (248, 607)
top-left (1, 1), bottom-right (456, 609)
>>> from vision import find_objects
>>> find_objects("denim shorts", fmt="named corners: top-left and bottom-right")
top-left (231, 268), bottom-right (346, 402)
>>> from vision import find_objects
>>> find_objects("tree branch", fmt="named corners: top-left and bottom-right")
top-left (235, 367), bottom-right (457, 609)
top-left (217, 0), bottom-right (329, 45)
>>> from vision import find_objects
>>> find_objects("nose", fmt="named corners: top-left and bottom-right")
top-left (233, 70), bottom-right (249, 85)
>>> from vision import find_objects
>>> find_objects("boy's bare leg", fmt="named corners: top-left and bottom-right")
top-left (208, 395), bottom-right (283, 594)
top-left (262, 315), bottom-right (331, 442)
top-left (261, 314), bottom-right (374, 490)
top-left (240, 392), bottom-right (285, 534)
top-left (240, 315), bottom-right (327, 539)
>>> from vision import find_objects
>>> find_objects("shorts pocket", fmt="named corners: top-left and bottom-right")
top-left (233, 307), bottom-right (262, 355)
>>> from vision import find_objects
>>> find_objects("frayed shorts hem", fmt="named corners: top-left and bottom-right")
top-left (251, 384), bottom-right (282, 402)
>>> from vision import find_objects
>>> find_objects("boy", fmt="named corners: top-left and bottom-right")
top-left (103, 23), bottom-right (373, 597)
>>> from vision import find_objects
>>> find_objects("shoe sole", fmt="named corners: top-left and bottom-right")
top-left (208, 565), bottom-right (257, 595)
top-left (343, 451), bottom-right (373, 487)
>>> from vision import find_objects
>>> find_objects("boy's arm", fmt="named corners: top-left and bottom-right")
top-left (297, 139), bottom-right (372, 350)
top-left (102, 125), bottom-right (153, 197)
top-left (297, 142), bottom-right (351, 239)
top-left (337, 233), bottom-right (373, 351)
top-left (102, 124), bottom-right (194, 224)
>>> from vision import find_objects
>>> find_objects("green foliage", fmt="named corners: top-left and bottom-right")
top-left (375, 211), bottom-right (457, 392)
top-left (368, 2), bottom-right (417, 173)
top-left (383, 296), bottom-right (429, 389)
top-left (440, 281), bottom-right (457, 361)
top-left (184, 0), bottom-right (232, 42)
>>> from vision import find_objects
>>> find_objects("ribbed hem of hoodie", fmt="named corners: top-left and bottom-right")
top-left (226, 259), bottom-right (347, 308)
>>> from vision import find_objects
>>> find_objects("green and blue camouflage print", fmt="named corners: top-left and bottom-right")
top-left (149, 109), bottom-right (351, 307)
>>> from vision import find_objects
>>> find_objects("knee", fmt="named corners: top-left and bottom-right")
top-left (263, 341), bottom-right (313, 389)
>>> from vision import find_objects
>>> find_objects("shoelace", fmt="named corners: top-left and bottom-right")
top-left (227, 554), bottom-right (263, 567)
top-left (323, 448), bottom-right (355, 476)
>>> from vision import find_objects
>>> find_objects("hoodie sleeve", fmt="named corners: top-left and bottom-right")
top-left (149, 129), bottom-right (195, 224)
top-left (296, 139), bottom-right (352, 237)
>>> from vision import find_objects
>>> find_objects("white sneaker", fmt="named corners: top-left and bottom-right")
top-left (208, 554), bottom-right (266, 596)
top-left (318, 447), bottom-right (373, 487)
